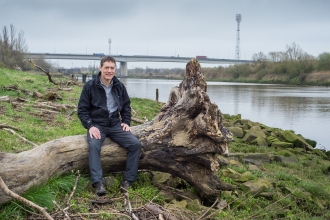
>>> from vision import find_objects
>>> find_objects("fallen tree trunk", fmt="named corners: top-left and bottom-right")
top-left (0, 58), bottom-right (234, 205)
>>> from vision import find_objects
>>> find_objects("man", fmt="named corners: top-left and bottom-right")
top-left (78, 56), bottom-right (141, 196)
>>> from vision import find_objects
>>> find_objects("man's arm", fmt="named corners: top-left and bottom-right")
top-left (77, 85), bottom-right (94, 130)
top-left (119, 86), bottom-right (132, 126)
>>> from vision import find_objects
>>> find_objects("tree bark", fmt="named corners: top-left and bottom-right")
top-left (0, 58), bottom-right (234, 205)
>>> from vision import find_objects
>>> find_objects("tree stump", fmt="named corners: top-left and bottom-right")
top-left (0, 58), bottom-right (234, 205)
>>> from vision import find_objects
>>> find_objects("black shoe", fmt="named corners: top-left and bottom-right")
top-left (120, 180), bottom-right (132, 192)
top-left (94, 182), bottom-right (107, 196)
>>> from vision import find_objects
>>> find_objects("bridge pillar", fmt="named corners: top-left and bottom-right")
top-left (120, 61), bottom-right (127, 76)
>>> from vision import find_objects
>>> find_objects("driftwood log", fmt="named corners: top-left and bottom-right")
top-left (0, 58), bottom-right (234, 205)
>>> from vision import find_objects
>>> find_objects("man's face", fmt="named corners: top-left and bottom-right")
top-left (99, 61), bottom-right (116, 82)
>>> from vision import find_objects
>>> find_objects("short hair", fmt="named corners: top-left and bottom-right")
top-left (100, 56), bottom-right (116, 67)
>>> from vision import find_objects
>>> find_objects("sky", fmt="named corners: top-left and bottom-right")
top-left (1, 0), bottom-right (329, 69)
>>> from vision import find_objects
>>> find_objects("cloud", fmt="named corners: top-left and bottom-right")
top-left (1, 0), bottom-right (329, 68)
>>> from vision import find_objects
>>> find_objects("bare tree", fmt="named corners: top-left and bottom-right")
top-left (252, 52), bottom-right (267, 61)
top-left (0, 24), bottom-right (29, 69)
top-left (285, 42), bottom-right (303, 61)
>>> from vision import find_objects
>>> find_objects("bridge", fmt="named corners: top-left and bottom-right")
top-left (26, 53), bottom-right (253, 76)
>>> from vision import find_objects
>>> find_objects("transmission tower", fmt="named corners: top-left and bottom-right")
top-left (108, 38), bottom-right (111, 55)
top-left (235, 14), bottom-right (242, 62)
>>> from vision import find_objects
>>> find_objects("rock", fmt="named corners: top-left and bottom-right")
top-left (103, 176), bottom-right (115, 189)
top-left (217, 199), bottom-right (228, 210)
top-left (221, 168), bottom-right (242, 181)
top-left (266, 136), bottom-right (279, 146)
top-left (281, 130), bottom-right (314, 150)
top-left (275, 149), bottom-right (295, 157)
top-left (250, 136), bottom-right (268, 146)
top-left (241, 153), bottom-right (271, 166)
top-left (186, 199), bottom-right (202, 212)
top-left (229, 159), bottom-right (243, 167)
top-left (216, 155), bottom-right (230, 166)
top-left (152, 172), bottom-right (172, 185)
top-left (240, 178), bottom-right (273, 195)
top-left (170, 199), bottom-right (188, 209)
top-left (238, 171), bottom-right (255, 182)
top-left (272, 155), bottom-right (298, 164)
top-left (243, 126), bottom-right (267, 143)
top-left (159, 190), bottom-right (176, 203)
top-left (228, 127), bottom-right (244, 138)
top-left (271, 141), bottom-right (294, 149)
top-left (248, 164), bottom-right (260, 171)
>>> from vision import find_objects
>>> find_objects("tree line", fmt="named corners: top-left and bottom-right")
top-left (0, 24), bottom-right (52, 71)
top-left (202, 43), bottom-right (330, 83)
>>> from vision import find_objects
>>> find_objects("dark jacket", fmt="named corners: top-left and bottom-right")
top-left (77, 72), bottom-right (131, 130)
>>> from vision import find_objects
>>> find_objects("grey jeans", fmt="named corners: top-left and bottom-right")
top-left (87, 118), bottom-right (141, 185)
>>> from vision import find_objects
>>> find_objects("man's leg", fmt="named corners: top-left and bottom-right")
top-left (107, 125), bottom-right (141, 183)
top-left (87, 127), bottom-right (106, 185)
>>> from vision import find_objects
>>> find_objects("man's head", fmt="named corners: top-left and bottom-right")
top-left (99, 56), bottom-right (116, 84)
top-left (100, 56), bottom-right (116, 67)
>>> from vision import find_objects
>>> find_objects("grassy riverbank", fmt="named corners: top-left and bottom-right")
top-left (1, 68), bottom-right (330, 219)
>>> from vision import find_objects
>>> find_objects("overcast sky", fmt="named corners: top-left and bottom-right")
top-left (1, 0), bottom-right (329, 69)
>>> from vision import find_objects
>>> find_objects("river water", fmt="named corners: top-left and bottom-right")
top-left (119, 78), bottom-right (330, 151)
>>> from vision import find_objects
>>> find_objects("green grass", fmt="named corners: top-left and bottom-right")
top-left (1, 68), bottom-right (330, 219)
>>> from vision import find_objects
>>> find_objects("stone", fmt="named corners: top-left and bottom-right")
top-left (248, 164), bottom-right (260, 171)
top-left (221, 168), bottom-right (241, 181)
top-left (243, 126), bottom-right (267, 143)
top-left (250, 136), bottom-right (268, 146)
top-left (271, 141), bottom-right (294, 149)
top-left (240, 178), bottom-right (273, 195)
top-left (217, 199), bottom-right (228, 210)
top-left (186, 199), bottom-right (202, 212)
top-left (228, 127), bottom-right (244, 138)
top-left (281, 130), bottom-right (314, 150)
top-left (152, 171), bottom-right (172, 185)
top-left (238, 171), bottom-right (254, 182)
top-left (229, 159), bottom-right (243, 167)
top-left (241, 153), bottom-right (271, 166)
top-left (170, 199), bottom-right (188, 209)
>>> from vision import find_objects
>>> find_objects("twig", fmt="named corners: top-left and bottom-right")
top-left (131, 117), bottom-right (146, 124)
top-left (0, 176), bottom-right (54, 220)
top-left (197, 198), bottom-right (218, 220)
top-left (66, 170), bottom-right (80, 207)
top-left (0, 123), bottom-right (22, 131)
top-left (28, 59), bottom-right (58, 85)
top-left (121, 186), bottom-right (133, 215)
top-left (77, 212), bottom-right (132, 219)
top-left (53, 200), bottom-right (71, 220)
top-left (3, 128), bottom-right (38, 148)
top-left (245, 190), bottom-right (297, 220)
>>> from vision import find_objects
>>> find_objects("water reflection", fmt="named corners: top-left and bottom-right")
top-left (120, 78), bottom-right (330, 150)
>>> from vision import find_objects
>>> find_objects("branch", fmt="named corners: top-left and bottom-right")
top-left (0, 124), bottom-right (22, 131)
top-left (3, 128), bottom-right (38, 148)
top-left (53, 200), bottom-right (71, 220)
top-left (28, 59), bottom-right (58, 85)
top-left (0, 176), bottom-right (54, 220)
top-left (66, 170), bottom-right (80, 207)
top-left (0, 95), bottom-right (10, 102)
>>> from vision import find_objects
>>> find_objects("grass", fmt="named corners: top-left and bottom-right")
top-left (0, 68), bottom-right (330, 219)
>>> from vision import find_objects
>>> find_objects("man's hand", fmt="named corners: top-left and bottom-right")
top-left (121, 123), bottom-right (131, 132)
top-left (89, 126), bottom-right (101, 139)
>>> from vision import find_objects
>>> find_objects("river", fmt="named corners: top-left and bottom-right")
top-left (118, 78), bottom-right (330, 151)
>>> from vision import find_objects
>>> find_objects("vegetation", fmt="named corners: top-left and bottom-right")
top-left (0, 24), bottom-right (54, 71)
top-left (1, 69), bottom-right (330, 219)
top-left (206, 46), bottom-right (330, 85)
top-left (132, 43), bottom-right (330, 86)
